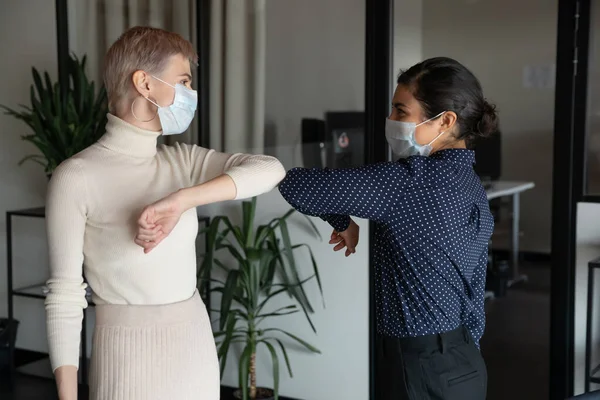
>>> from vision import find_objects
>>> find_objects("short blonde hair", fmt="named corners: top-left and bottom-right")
top-left (103, 26), bottom-right (198, 111)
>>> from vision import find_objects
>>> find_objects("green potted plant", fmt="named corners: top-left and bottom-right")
top-left (199, 197), bottom-right (324, 400)
top-left (1, 54), bottom-right (108, 178)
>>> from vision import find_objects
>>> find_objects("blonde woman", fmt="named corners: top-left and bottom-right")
top-left (45, 26), bottom-right (285, 400)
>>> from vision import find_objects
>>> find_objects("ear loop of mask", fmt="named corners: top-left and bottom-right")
top-left (416, 111), bottom-right (447, 146)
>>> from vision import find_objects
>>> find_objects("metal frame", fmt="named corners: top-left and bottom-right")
top-left (6, 211), bottom-right (13, 384)
top-left (365, 0), bottom-right (393, 398)
top-left (196, 0), bottom-right (211, 148)
top-left (585, 258), bottom-right (600, 391)
top-left (551, 0), bottom-right (591, 397)
top-left (55, 0), bottom-right (69, 102)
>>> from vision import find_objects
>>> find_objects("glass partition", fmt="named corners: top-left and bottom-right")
top-left (207, 1), bottom-right (369, 399)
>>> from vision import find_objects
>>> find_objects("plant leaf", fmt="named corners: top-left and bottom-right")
top-left (263, 328), bottom-right (321, 354)
top-left (301, 214), bottom-right (323, 241)
top-left (18, 154), bottom-right (47, 167)
top-left (262, 341), bottom-right (280, 400)
top-left (278, 218), bottom-right (315, 313)
top-left (218, 312), bottom-right (240, 377)
top-left (292, 244), bottom-right (325, 309)
top-left (274, 338), bottom-right (293, 378)
top-left (220, 269), bottom-right (239, 330)
top-left (254, 224), bottom-right (271, 248)
top-left (198, 216), bottom-right (226, 289)
top-left (256, 305), bottom-right (299, 323)
top-left (1, 53), bottom-right (108, 175)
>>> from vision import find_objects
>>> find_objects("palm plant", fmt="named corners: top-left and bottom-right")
top-left (199, 197), bottom-right (324, 400)
top-left (1, 54), bottom-right (108, 177)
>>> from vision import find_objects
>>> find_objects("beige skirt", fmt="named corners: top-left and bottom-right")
top-left (89, 290), bottom-right (220, 400)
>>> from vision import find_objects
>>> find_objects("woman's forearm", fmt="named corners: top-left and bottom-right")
top-left (55, 365), bottom-right (78, 399)
top-left (177, 174), bottom-right (238, 210)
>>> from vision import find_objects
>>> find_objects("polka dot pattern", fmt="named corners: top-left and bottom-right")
top-left (279, 149), bottom-right (494, 347)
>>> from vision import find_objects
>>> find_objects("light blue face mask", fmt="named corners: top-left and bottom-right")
top-left (144, 75), bottom-right (198, 135)
top-left (385, 111), bottom-right (446, 157)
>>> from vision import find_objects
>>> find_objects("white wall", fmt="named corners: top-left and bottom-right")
top-left (573, 203), bottom-right (600, 395)
top-left (410, 0), bottom-right (558, 254)
top-left (263, 0), bottom-right (365, 169)
top-left (0, 0), bottom-right (57, 353)
top-left (393, 0), bottom-right (422, 75)
top-left (587, 1), bottom-right (600, 193)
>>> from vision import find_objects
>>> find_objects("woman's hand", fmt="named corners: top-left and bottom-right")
top-left (329, 218), bottom-right (359, 257)
top-left (54, 365), bottom-right (78, 400)
top-left (135, 191), bottom-right (185, 253)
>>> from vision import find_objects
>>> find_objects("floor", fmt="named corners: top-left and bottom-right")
top-left (0, 264), bottom-right (551, 400)
top-left (0, 374), bottom-right (75, 400)
top-left (481, 263), bottom-right (551, 400)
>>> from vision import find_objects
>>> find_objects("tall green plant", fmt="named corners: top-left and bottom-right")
top-left (1, 54), bottom-right (108, 176)
top-left (199, 197), bottom-right (324, 400)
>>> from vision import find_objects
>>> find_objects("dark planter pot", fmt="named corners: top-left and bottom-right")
top-left (232, 387), bottom-right (275, 400)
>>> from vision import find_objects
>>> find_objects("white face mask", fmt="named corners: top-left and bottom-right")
top-left (144, 75), bottom-right (198, 135)
top-left (385, 111), bottom-right (446, 157)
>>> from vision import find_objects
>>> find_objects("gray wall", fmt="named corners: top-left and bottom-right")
top-left (0, 0), bottom-right (57, 353)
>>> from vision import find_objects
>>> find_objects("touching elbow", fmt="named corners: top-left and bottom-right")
top-left (256, 155), bottom-right (286, 189)
top-left (269, 157), bottom-right (286, 185)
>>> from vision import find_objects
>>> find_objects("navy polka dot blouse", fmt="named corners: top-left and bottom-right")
top-left (278, 149), bottom-right (494, 347)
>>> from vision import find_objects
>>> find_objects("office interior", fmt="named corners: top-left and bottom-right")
top-left (0, 0), bottom-right (598, 399)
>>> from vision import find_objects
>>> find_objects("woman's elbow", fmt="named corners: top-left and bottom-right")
top-left (277, 168), bottom-right (305, 205)
top-left (271, 157), bottom-right (286, 184)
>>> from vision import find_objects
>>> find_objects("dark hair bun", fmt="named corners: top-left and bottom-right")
top-left (476, 100), bottom-right (499, 138)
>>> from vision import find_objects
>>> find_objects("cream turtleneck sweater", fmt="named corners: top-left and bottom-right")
top-left (45, 114), bottom-right (285, 371)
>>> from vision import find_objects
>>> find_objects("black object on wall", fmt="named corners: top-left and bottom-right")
top-left (473, 131), bottom-right (502, 183)
top-left (301, 112), bottom-right (366, 169)
top-left (325, 112), bottom-right (365, 169)
top-left (301, 118), bottom-right (326, 169)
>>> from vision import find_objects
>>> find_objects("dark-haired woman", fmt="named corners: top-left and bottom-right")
top-left (278, 57), bottom-right (496, 399)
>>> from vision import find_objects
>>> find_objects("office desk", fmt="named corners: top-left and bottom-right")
top-left (485, 181), bottom-right (535, 290)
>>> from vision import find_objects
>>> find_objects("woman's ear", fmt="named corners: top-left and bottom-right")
top-left (440, 111), bottom-right (457, 133)
top-left (131, 70), bottom-right (151, 97)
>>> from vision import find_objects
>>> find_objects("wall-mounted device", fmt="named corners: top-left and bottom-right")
top-left (301, 111), bottom-right (365, 169)
top-left (325, 112), bottom-right (365, 169)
